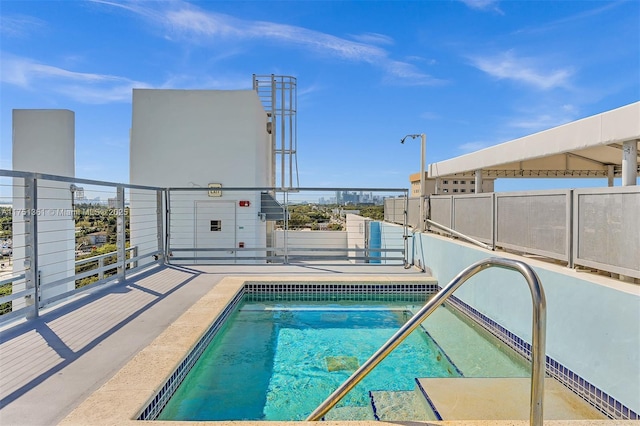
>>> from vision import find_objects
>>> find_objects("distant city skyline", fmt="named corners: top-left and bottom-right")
top-left (1, 1), bottom-right (638, 194)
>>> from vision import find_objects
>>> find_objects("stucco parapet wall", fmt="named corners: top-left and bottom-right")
top-left (60, 275), bottom-right (440, 426)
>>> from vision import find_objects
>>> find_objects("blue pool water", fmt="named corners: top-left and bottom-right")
top-left (157, 299), bottom-right (529, 421)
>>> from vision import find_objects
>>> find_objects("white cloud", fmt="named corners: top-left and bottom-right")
top-left (165, 7), bottom-right (388, 62)
top-left (469, 50), bottom-right (573, 90)
top-left (383, 60), bottom-right (445, 86)
top-left (1, 50), bottom-right (265, 104)
top-left (298, 83), bottom-right (324, 98)
top-left (0, 53), bottom-right (150, 103)
top-left (0, 14), bottom-right (46, 37)
top-left (159, 73), bottom-right (251, 90)
top-left (514, 2), bottom-right (622, 35)
top-left (406, 56), bottom-right (437, 66)
top-left (94, 0), bottom-right (443, 86)
top-left (420, 111), bottom-right (441, 120)
top-left (459, 0), bottom-right (503, 14)
top-left (501, 102), bottom-right (581, 133)
top-left (349, 32), bottom-right (395, 46)
top-left (508, 113), bottom-right (574, 132)
top-left (561, 104), bottom-right (578, 114)
top-left (458, 141), bottom-right (494, 153)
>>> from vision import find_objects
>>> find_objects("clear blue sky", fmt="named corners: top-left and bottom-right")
top-left (1, 0), bottom-right (638, 192)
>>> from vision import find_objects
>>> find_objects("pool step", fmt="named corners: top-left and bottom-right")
top-left (416, 377), bottom-right (607, 420)
top-left (369, 389), bottom-right (437, 421)
top-left (323, 405), bottom-right (376, 421)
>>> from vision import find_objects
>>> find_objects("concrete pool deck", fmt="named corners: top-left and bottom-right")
top-left (59, 273), bottom-right (443, 425)
top-left (0, 263), bottom-right (425, 426)
top-left (1, 263), bottom-right (631, 425)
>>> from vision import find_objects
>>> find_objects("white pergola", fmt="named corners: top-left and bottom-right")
top-left (428, 102), bottom-right (640, 192)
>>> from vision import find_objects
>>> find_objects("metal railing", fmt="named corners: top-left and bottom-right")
top-left (426, 218), bottom-right (493, 251)
top-left (307, 257), bottom-right (547, 426)
top-left (73, 246), bottom-right (137, 283)
top-left (0, 246), bottom-right (141, 322)
top-left (0, 169), bottom-right (164, 323)
top-left (386, 188), bottom-right (640, 279)
top-left (165, 186), bottom-right (408, 265)
top-left (1, 169), bottom-right (410, 323)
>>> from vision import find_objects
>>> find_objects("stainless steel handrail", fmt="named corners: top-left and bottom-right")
top-left (306, 257), bottom-right (547, 426)
top-left (426, 218), bottom-right (494, 251)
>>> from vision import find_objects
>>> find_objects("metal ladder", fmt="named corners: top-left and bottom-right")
top-left (306, 257), bottom-right (547, 426)
top-left (252, 74), bottom-right (299, 189)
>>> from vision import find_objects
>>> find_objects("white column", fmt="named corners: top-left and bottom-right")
top-left (12, 110), bottom-right (75, 310)
top-left (475, 169), bottom-right (483, 193)
top-left (607, 164), bottom-right (615, 187)
top-left (622, 140), bottom-right (638, 186)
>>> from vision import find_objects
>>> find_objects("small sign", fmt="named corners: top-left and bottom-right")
top-left (208, 183), bottom-right (222, 197)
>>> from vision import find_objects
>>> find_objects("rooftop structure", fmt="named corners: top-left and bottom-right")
top-left (428, 102), bottom-right (640, 186)
top-left (0, 97), bottom-right (638, 425)
top-left (409, 173), bottom-right (495, 195)
top-left (408, 102), bottom-right (639, 195)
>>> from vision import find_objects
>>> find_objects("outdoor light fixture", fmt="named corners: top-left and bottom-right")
top-left (70, 184), bottom-right (78, 210)
top-left (401, 133), bottom-right (426, 231)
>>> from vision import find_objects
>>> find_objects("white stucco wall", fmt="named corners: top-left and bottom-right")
top-left (12, 109), bottom-right (75, 308)
top-left (130, 89), bottom-right (270, 188)
top-left (129, 90), bottom-right (271, 264)
top-left (273, 230), bottom-right (347, 258)
top-left (407, 229), bottom-right (640, 414)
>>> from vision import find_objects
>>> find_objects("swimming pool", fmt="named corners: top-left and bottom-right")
top-left (154, 290), bottom-right (530, 421)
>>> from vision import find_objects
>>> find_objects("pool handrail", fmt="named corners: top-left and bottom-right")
top-left (306, 257), bottom-right (547, 426)
top-left (426, 218), bottom-right (494, 251)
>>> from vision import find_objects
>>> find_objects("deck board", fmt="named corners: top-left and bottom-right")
top-left (0, 265), bottom-right (220, 425)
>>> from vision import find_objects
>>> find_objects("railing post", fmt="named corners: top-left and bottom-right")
top-left (37, 270), bottom-right (41, 305)
top-left (403, 192), bottom-right (409, 267)
top-left (451, 194), bottom-right (456, 233)
top-left (566, 190), bottom-right (574, 269)
top-left (98, 256), bottom-right (104, 280)
top-left (283, 190), bottom-right (289, 264)
top-left (116, 186), bottom-right (126, 281)
top-left (24, 177), bottom-right (39, 320)
top-left (165, 189), bottom-right (171, 264)
top-left (132, 246), bottom-right (138, 269)
top-left (491, 192), bottom-right (497, 250)
top-left (156, 190), bottom-right (164, 263)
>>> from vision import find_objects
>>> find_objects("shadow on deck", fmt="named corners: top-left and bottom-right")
top-left (0, 262), bottom-right (421, 426)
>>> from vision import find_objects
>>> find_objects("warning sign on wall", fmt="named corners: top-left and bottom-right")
top-left (208, 183), bottom-right (222, 197)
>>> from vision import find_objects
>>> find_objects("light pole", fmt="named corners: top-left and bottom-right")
top-left (401, 133), bottom-right (426, 231)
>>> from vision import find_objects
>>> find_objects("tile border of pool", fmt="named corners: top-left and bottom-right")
top-left (58, 275), bottom-right (631, 426)
top-left (415, 377), bottom-right (443, 421)
top-left (139, 280), bottom-right (440, 421)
